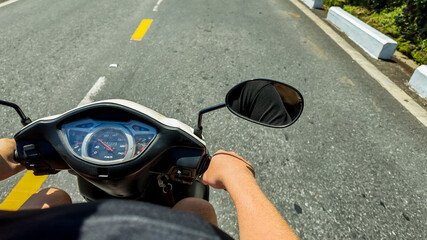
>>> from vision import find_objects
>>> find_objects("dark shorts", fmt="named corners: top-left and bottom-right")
top-left (0, 199), bottom-right (233, 240)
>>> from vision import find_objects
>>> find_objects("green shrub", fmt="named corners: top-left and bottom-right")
top-left (343, 5), bottom-right (402, 38)
top-left (422, 39), bottom-right (427, 51)
top-left (411, 49), bottom-right (427, 65)
top-left (323, 0), bottom-right (347, 7)
top-left (343, 5), bottom-right (371, 15)
top-left (398, 41), bottom-right (416, 56)
top-left (366, 7), bottom-right (402, 37)
top-left (340, 0), bottom-right (405, 11)
top-left (324, 0), bottom-right (407, 11)
top-left (396, 0), bottom-right (427, 42)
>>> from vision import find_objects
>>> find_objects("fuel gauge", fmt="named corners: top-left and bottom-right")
top-left (135, 134), bottom-right (155, 156)
top-left (68, 130), bottom-right (87, 156)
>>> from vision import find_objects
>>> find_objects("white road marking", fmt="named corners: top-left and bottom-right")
top-left (78, 77), bottom-right (106, 106)
top-left (289, 0), bottom-right (427, 127)
top-left (42, 77), bottom-right (106, 202)
top-left (0, 0), bottom-right (19, 8)
top-left (153, 0), bottom-right (163, 12)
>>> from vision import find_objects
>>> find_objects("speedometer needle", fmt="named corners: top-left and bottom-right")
top-left (97, 139), bottom-right (114, 152)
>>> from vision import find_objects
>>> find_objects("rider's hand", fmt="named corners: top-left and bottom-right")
top-left (201, 150), bottom-right (255, 189)
top-left (0, 138), bottom-right (25, 180)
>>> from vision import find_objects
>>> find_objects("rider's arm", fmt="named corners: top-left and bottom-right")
top-left (0, 138), bottom-right (25, 180)
top-left (202, 150), bottom-right (299, 240)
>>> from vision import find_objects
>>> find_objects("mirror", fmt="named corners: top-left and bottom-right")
top-left (225, 79), bottom-right (304, 128)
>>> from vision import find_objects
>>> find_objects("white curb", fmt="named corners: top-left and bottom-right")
top-left (409, 65), bottom-right (427, 98)
top-left (302, 0), bottom-right (324, 9)
top-left (327, 7), bottom-right (397, 60)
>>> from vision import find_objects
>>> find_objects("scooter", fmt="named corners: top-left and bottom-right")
top-left (0, 79), bottom-right (303, 207)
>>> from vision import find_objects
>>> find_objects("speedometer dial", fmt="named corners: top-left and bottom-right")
top-left (88, 128), bottom-right (128, 160)
top-left (82, 126), bottom-right (134, 163)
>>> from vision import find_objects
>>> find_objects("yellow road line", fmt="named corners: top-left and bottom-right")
top-left (131, 19), bottom-right (153, 41)
top-left (0, 171), bottom-right (48, 211)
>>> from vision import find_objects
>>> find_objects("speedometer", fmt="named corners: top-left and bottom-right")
top-left (81, 126), bottom-right (134, 163)
top-left (62, 119), bottom-right (157, 165)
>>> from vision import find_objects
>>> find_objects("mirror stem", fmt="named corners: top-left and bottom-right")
top-left (194, 103), bottom-right (226, 138)
top-left (0, 100), bottom-right (32, 126)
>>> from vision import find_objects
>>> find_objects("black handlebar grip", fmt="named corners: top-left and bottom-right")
top-left (14, 149), bottom-right (21, 163)
top-left (197, 154), bottom-right (211, 175)
top-left (14, 141), bottom-right (68, 174)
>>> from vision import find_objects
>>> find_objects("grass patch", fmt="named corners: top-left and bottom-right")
top-left (323, 0), bottom-right (346, 7)
top-left (343, 5), bottom-right (402, 38)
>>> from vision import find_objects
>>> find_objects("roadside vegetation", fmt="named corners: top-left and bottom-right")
top-left (324, 0), bottom-right (427, 65)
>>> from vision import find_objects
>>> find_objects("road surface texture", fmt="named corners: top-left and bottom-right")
top-left (1, 0), bottom-right (426, 239)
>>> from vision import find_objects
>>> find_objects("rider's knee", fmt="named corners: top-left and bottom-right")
top-left (20, 187), bottom-right (72, 210)
top-left (173, 197), bottom-right (217, 226)
top-left (39, 187), bottom-right (72, 203)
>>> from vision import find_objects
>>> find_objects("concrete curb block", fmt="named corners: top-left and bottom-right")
top-left (302, 0), bottom-right (324, 9)
top-left (0, 0), bottom-right (19, 8)
top-left (409, 65), bottom-right (427, 98)
top-left (327, 7), bottom-right (397, 60)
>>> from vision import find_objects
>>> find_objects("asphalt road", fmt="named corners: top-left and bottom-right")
top-left (1, 0), bottom-right (426, 239)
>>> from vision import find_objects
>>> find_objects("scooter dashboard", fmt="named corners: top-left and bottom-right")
top-left (61, 119), bottom-right (157, 165)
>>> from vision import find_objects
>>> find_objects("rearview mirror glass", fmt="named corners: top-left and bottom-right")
top-left (225, 79), bottom-right (304, 128)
